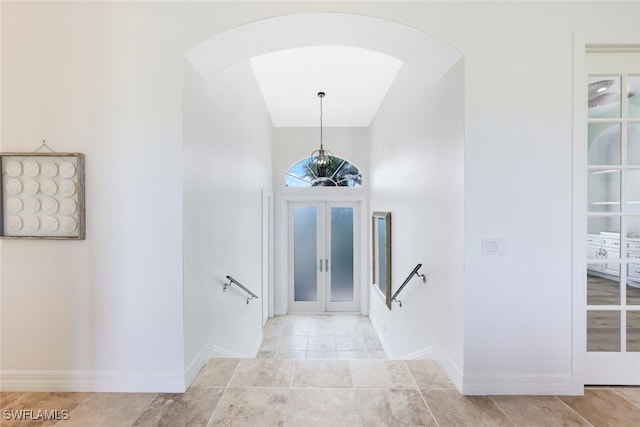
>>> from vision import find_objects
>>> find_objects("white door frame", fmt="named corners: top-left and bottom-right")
top-left (262, 190), bottom-right (274, 326)
top-left (572, 33), bottom-right (640, 392)
top-left (282, 195), bottom-right (366, 314)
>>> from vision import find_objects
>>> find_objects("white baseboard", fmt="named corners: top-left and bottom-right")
top-left (399, 346), bottom-right (434, 360)
top-left (210, 346), bottom-right (245, 359)
top-left (184, 345), bottom-right (212, 389)
top-left (0, 370), bottom-right (185, 393)
top-left (368, 315), bottom-right (430, 360)
top-left (211, 332), bottom-right (264, 359)
top-left (434, 350), bottom-right (464, 392)
top-left (367, 315), bottom-right (390, 358)
top-left (250, 332), bottom-right (264, 358)
top-left (462, 373), bottom-right (575, 395)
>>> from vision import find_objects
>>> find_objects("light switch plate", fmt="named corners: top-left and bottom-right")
top-left (482, 238), bottom-right (505, 255)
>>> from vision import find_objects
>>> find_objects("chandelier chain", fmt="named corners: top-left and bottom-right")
top-left (319, 91), bottom-right (324, 149)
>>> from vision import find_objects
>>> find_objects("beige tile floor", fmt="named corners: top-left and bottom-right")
top-left (1, 315), bottom-right (640, 426)
top-left (257, 314), bottom-right (387, 360)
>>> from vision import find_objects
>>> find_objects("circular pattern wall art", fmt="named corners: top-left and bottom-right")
top-left (1, 153), bottom-right (84, 239)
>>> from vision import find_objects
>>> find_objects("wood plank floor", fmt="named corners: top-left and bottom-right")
top-left (587, 275), bottom-right (640, 351)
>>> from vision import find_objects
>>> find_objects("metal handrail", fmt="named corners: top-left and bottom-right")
top-left (224, 275), bottom-right (259, 304)
top-left (391, 263), bottom-right (426, 307)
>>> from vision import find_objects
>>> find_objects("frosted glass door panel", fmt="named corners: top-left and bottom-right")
top-left (330, 207), bottom-right (354, 302)
top-left (294, 206), bottom-right (318, 302)
top-left (289, 201), bottom-right (360, 313)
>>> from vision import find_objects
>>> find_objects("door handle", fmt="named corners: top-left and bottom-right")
top-left (319, 258), bottom-right (323, 272)
top-left (325, 259), bottom-right (329, 271)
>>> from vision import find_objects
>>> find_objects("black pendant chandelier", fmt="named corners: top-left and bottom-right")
top-left (309, 91), bottom-right (333, 177)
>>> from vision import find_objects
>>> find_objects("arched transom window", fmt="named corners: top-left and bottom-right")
top-left (285, 156), bottom-right (363, 187)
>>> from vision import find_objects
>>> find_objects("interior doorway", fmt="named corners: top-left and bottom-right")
top-left (184, 11), bottom-right (463, 361)
top-left (262, 190), bottom-right (274, 326)
top-left (584, 47), bottom-right (640, 385)
top-left (288, 200), bottom-right (360, 313)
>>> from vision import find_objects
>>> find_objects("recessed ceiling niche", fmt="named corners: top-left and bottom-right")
top-left (249, 46), bottom-right (403, 127)
top-left (185, 13), bottom-right (463, 128)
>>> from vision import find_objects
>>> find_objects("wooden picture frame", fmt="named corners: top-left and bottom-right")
top-left (1, 152), bottom-right (85, 240)
top-left (372, 211), bottom-right (392, 309)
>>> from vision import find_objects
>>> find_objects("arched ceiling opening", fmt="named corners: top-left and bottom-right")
top-left (184, 13), bottom-right (462, 128)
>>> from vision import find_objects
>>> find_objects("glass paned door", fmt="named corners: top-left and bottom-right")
top-left (585, 50), bottom-right (640, 384)
top-left (289, 201), bottom-right (359, 312)
top-left (329, 206), bottom-right (355, 303)
top-left (293, 206), bottom-right (319, 302)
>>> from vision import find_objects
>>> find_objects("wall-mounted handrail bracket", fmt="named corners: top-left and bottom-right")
top-left (224, 275), bottom-right (259, 304)
top-left (391, 263), bottom-right (426, 308)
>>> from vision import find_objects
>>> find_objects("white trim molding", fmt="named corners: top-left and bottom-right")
top-left (399, 347), bottom-right (434, 360)
top-left (0, 370), bottom-right (185, 393)
top-left (462, 373), bottom-right (575, 396)
top-left (184, 345), bottom-right (212, 389)
top-left (435, 351), bottom-right (464, 392)
top-left (211, 332), bottom-right (263, 359)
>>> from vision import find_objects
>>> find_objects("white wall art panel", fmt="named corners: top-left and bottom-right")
top-left (1, 153), bottom-right (84, 239)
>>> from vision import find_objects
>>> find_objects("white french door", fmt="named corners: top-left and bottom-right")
top-left (584, 48), bottom-right (640, 384)
top-left (288, 201), bottom-right (359, 312)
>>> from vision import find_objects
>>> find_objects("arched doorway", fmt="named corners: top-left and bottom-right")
top-left (182, 12), bottom-right (463, 357)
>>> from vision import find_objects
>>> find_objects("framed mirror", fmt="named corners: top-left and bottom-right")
top-left (372, 211), bottom-right (392, 308)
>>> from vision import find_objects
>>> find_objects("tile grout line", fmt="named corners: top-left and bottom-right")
top-left (203, 359), bottom-right (243, 427)
top-left (281, 361), bottom-right (295, 427)
top-left (403, 360), bottom-right (442, 427)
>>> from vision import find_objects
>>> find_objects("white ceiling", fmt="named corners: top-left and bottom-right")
top-left (249, 45), bottom-right (403, 128)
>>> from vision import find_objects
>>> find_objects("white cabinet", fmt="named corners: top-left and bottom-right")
top-left (587, 235), bottom-right (604, 272)
top-left (587, 234), bottom-right (619, 273)
top-left (630, 263), bottom-right (640, 281)
top-left (588, 235), bottom-right (640, 285)
top-left (628, 239), bottom-right (640, 283)
top-left (602, 237), bottom-right (621, 276)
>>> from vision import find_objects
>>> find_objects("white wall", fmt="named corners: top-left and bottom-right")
top-left (183, 58), bottom-right (272, 367)
top-left (0, 2), bottom-right (187, 391)
top-left (368, 60), bottom-right (464, 381)
top-left (2, 1), bottom-right (640, 395)
top-left (455, 4), bottom-right (577, 394)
